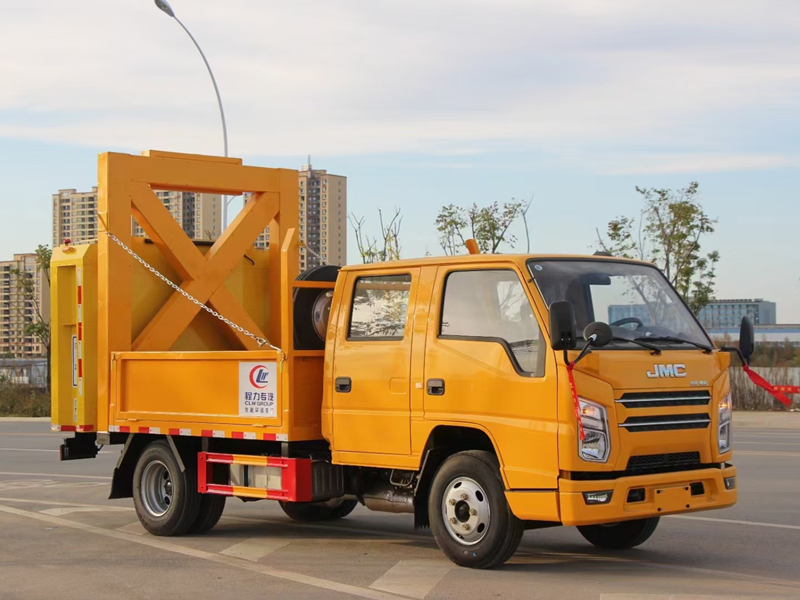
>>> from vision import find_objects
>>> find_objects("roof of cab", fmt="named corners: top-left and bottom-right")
top-left (338, 253), bottom-right (651, 272)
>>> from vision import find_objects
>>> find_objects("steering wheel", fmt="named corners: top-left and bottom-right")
top-left (610, 317), bottom-right (644, 329)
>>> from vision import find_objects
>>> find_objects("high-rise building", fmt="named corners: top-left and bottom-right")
top-left (249, 161), bottom-right (347, 270)
top-left (697, 299), bottom-right (777, 329)
top-left (0, 254), bottom-right (50, 358)
top-left (131, 191), bottom-right (221, 242)
top-left (52, 188), bottom-right (99, 247)
top-left (53, 188), bottom-right (221, 247)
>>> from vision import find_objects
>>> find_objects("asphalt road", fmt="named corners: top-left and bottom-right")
top-left (1, 421), bottom-right (799, 600)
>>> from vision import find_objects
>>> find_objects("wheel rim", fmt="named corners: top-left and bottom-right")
top-left (311, 291), bottom-right (333, 340)
top-left (141, 460), bottom-right (174, 518)
top-left (441, 476), bottom-right (491, 545)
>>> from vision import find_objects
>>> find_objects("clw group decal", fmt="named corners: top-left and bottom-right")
top-left (249, 364), bottom-right (271, 389)
top-left (239, 361), bottom-right (278, 417)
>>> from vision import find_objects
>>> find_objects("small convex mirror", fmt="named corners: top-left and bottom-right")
top-left (583, 322), bottom-right (613, 347)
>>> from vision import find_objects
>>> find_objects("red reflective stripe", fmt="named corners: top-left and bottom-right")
top-left (60, 425), bottom-right (76, 432)
top-left (231, 432), bottom-right (244, 439)
top-left (138, 427), bottom-right (150, 434)
top-left (263, 433), bottom-right (277, 441)
top-left (77, 322), bottom-right (83, 342)
top-left (201, 430), bottom-right (213, 437)
top-left (77, 359), bottom-right (83, 378)
top-left (76, 425), bottom-right (94, 432)
top-left (743, 365), bottom-right (793, 407)
top-left (567, 362), bottom-right (585, 441)
top-left (119, 426), bottom-right (130, 433)
top-left (77, 286), bottom-right (82, 304)
top-left (206, 484), bottom-right (235, 496)
top-left (169, 428), bottom-right (180, 436)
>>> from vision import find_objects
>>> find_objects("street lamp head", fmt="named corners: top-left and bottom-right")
top-left (154, 0), bottom-right (176, 18)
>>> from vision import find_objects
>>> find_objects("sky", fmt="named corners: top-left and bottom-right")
top-left (1, 0), bottom-right (798, 321)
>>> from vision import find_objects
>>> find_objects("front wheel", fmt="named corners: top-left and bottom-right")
top-left (279, 497), bottom-right (358, 522)
top-left (577, 517), bottom-right (660, 549)
top-left (428, 451), bottom-right (523, 569)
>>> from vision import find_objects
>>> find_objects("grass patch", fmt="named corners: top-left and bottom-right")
top-left (0, 382), bottom-right (50, 417)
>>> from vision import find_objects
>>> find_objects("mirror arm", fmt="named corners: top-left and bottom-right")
top-left (720, 346), bottom-right (748, 366)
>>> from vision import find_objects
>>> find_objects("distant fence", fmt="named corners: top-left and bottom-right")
top-left (730, 367), bottom-right (799, 410)
top-left (0, 358), bottom-right (47, 388)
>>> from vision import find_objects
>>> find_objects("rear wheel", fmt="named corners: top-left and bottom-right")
top-left (188, 494), bottom-right (226, 534)
top-left (133, 440), bottom-right (200, 536)
top-left (577, 517), bottom-right (660, 549)
top-left (428, 450), bottom-right (523, 569)
top-left (279, 498), bottom-right (358, 522)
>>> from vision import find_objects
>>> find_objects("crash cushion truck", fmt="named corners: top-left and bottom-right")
top-left (52, 151), bottom-right (738, 569)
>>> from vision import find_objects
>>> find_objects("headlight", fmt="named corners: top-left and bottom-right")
top-left (718, 392), bottom-right (732, 454)
top-left (578, 398), bottom-right (610, 463)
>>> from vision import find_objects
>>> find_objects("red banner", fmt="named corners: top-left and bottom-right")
top-left (567, 363), bottom-right (585, 441)
top-left (743, 365), bottom-right (794, 408)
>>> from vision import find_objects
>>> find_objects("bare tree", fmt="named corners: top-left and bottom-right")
top-left (348, 208), bottom-right (403, 264)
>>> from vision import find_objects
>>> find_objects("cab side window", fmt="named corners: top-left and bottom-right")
top-left (440, 269), bottom-right (545, 376)
top-left (349, 274), bottom-right (412, 340)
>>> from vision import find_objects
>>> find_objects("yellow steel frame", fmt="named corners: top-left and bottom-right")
top-left (97, 150), bottom-right (298, 433)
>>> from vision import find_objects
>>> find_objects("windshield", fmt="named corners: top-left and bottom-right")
top-left (528, 259), bottom-right (711, 349)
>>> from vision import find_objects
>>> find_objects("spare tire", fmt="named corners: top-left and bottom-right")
top-left (293, 265), bottom-right (340, 350)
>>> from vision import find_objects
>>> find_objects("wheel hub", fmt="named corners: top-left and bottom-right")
top-left (141, 460), bottom-right (174, 518)
top-left (442, 476), bottom-right (491, 545)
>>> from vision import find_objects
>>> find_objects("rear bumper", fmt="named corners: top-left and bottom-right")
top-left (558, 466), bottom-right (737, 526)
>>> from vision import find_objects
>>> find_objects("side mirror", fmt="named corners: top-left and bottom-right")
top-left (583, 322), bottom-right (613, 348)
top-left (739, 316), bottom-right (755, 364)
top-left (549, 301), bottom-right (577, 350)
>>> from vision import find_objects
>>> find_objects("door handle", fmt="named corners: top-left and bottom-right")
top-left (427, 378), bottom-right (445, 396)
top-left (335, 377), bottom-right (352, 393)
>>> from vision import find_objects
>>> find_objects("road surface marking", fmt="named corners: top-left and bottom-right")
top-left (669, 515), bottom-right (800, 531)
top-left (0, 503), bottom-right (408, 600)
top-left (0, 479), bottom-right (107, 491)
top-left (369, 560), bottom-right (452, 599)
top-left (220, 538), bottom-right (292, 561)
top-left (735, 450), bottom-right (800, 457)
top-left (0, 471), bottom-right (112, 480)
top-left (40, 506), bottom-right (131, 516)
top-left (0, 447), bottom-right (113, 454)
top-left (116, 521), bottom-right (147, 535)
top-left (0, 496), bottom-right (133, 510)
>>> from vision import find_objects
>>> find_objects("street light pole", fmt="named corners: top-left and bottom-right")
top-left (154, 0), bottom-right (232, 232)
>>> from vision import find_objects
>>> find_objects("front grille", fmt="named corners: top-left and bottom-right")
top-left (617, 390), bottom-right (711, 408)
top-left (627, 452), bottom-right (701, 473)
top-left (620, 413), bottom-right (711, 432)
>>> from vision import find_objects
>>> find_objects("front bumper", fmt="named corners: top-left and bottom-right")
top-left (559, 465), bottom-right (737, 526)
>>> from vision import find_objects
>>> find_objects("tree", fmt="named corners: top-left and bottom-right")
top-left (10, 245), bottom-right (51, 393)
top-left (435, 199), bottom-right (529, 255)
top-left (348, 208), bottom-right (403, 264)
top-left (596, 182), bottom-right (720, 314)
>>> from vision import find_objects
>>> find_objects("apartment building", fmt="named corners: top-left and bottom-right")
top-left (250, 162), bottom-right (347, 270)
top-left (0, 254), bottom-right (50, 358)
top-left (53, 188), bottom-right (221, 246)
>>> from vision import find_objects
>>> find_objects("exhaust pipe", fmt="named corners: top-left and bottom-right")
top-left (361, 485), bottom-right (414, 514)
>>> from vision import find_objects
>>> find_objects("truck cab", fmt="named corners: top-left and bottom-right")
top-left (320, 253), bottom-right (736, 566)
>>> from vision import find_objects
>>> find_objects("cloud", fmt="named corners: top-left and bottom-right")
top-left (1, 0), bottom-right (799, 173)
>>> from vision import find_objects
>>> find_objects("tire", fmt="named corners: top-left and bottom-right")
top-left (279, 498), bottom-right (358, 522)
top-left (132, 440), bottom-right (201, 536)
top-left (577, 517), bottom-right (660, 550)
top-left (188, 494), bottom-right (226, 534)
top-left (428, 450), bottom-right (524, 569)
top-left (293, 265), bottom-right (340, 350)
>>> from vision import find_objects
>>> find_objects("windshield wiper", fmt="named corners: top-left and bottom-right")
top-left (612, 337), bottom-right (661, 355)
top-left (635, 336), bottom-right (713, 354)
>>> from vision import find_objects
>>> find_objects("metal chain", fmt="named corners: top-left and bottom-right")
top-left (103, 231), bottom-right (281, 352)
top-left (300, 242), bottom-right (327, 265)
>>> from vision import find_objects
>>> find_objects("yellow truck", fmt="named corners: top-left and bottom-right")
top-left (51, 150), bottom-right (745, 569)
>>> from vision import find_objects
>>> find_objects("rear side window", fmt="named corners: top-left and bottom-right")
top-left (349, 274), bottom-right (412, 340)
top-left (440, 269), bottom-right (545, 376)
